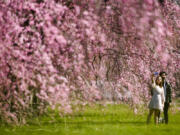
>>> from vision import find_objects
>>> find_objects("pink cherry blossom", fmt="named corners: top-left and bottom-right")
top-left (0, 0), bottom-right (179, 124)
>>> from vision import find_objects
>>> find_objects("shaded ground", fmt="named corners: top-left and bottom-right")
top-left (0, 103), bottom-right (180, 135)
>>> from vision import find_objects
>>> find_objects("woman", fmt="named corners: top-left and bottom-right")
top-left (147, 74), bottom-right (165, 124)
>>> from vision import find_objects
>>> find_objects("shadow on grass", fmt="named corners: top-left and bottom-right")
top-left (27, 119), bottom-right (146, 126)
top-left (62, 113), bottom-right (123, 118)
top-left (57, 120), bottom-right (145, 125)
top-left (27, 111), bottom-right (146, 126)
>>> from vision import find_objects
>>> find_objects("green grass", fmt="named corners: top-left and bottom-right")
top-left (0, 103), bottom-right (180, 135)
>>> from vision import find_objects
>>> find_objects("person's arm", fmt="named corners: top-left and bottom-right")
top-left (151, 74), bottom-right (156, 88)
top-left (161, 87), bottom-right (165, 106)
top-left (168, 82), bottom-right (172, 103)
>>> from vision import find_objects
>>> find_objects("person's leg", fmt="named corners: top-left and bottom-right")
top-left (158, 110), bottom-right (161, 123)
top-left (154, 110), bottom-right (156, 124)
top-left (147, 109), bottom-right (153, 124)
top-left (164, 102), bottom-right (169, 124)
top-left (154, 110), bottom-right (160, 124)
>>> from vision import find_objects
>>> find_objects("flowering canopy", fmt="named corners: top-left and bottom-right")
top-left (0, 0), bottom-right (179, 124)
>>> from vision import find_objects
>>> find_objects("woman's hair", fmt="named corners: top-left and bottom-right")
top-left (156, 76), bottom-right (163, 87)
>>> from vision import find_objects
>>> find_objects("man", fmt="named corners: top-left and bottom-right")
top-left (160, 71), bottom-right (172, 124)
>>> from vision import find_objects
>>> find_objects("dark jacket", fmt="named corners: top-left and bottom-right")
top-left (164, 81), bottom-right (172, 103)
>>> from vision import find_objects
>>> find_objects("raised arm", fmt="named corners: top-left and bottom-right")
top-left (151, 74), bottom-right (156, 88)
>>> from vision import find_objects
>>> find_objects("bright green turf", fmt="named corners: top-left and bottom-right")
top-left (0, 103), bottom-right (179, 135)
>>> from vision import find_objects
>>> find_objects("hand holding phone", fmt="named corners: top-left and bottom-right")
top-left (154, 72), bottom-right (159, 76)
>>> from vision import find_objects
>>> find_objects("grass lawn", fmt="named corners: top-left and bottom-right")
top-left (0, 103), bottom-right (179, 135)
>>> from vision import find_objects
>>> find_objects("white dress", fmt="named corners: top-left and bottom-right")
top-left (148, 83), bottom-right (165, 111)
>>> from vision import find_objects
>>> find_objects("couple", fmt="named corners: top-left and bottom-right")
top-left (147, 71), bottom-right (172, 124)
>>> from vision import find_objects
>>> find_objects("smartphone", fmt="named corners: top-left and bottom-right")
top-left (154, 72), bottom-right (159, 76)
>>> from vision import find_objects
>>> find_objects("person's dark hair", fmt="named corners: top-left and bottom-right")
top-left (159, 71), bottom-right (167, 76)
top-left (156, 76), bottom-right (163, 87)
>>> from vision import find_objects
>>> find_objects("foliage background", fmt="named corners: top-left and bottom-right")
top-left (0, 0), bottom-right (179, 124)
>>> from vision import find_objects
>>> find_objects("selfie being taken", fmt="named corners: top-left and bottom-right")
top-left (0, 0), bottom-right (179, 135)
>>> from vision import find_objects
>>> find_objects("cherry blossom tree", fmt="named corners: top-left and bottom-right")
top-left (0, 0), bottom-right (179, 124)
